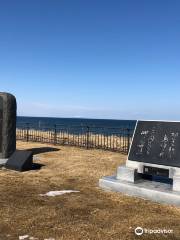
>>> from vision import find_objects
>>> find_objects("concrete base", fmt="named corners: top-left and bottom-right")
top-left (0, 158), bottom-right (8, 167)
top-left (99, 176), bottom-right (180, 206)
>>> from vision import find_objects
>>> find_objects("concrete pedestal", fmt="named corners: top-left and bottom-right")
top-left (99, 176), bottom-right (180, 206)
top-left (99, 165), bottom-right (180, 206)
top-left (0, 158), bottom-right (8, 167)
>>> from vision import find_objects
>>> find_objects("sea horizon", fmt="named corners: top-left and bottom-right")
top-left (17, 115), bottom-right (137, 121)
top-left (17, 116), bottom-right (137, 130)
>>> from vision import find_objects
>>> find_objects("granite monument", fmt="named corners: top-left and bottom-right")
top-left (99, 120), bottom-right (180, 206)
top-left (0, 92), bottom-right (16, 164)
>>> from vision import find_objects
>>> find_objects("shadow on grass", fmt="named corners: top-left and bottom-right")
top-left (31, 162), bottom-right (45, 170)
top-left (27, 147), bottom-right (60, 155)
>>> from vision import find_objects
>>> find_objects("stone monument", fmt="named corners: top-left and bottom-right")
top-left (99, 120), bottom-right (180, 206)
top-left (0, 92), bottom-right (16, 165)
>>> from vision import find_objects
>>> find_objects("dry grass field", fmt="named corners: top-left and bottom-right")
top-left (0, 141), bottom-right (180, 240)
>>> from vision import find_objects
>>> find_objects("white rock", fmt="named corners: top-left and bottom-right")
top-left (44, 238), bottom-right (55, 240)
top-left (40, 190), bottom-right (80, 197)
top-left (19, 235), bottom-right (29, 240)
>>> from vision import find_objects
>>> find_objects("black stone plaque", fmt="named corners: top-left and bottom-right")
top-left (143, 166), bottom-right (169, 177)
top-left (128, 121), bottom-right (180, 168)
top-left (5, 150), bottom-right (33, 171)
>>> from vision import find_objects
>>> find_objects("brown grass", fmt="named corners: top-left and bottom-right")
top-left (0, 141), bottom-right (180, 240)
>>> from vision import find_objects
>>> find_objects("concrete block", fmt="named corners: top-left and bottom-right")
top-left (116, 165), bottom-right (139, 182)
top-left (0, 158), bottom-right (8, 167)
top-left (173, 175), bottom-right (180, 192)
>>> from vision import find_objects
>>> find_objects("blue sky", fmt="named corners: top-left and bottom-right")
top-left (0, 0), bottom-right (180, 120)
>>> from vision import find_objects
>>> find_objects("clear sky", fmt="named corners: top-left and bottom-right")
top-left (0, 0), bottom-right (180, 120)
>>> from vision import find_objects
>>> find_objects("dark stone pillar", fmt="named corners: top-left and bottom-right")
top-left (0, 93), bottom-right (16, 159)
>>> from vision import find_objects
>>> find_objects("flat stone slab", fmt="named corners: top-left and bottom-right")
top-left (0, 158), bottom-right (8, 167)
top-left (99, 176), bottom-right (180, 206)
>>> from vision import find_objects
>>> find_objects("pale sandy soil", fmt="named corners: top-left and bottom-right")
top-left (0, 141), bottom-right (179, 240)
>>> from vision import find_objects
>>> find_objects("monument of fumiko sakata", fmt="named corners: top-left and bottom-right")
top-left (0, 92), bottom-right (16, 163)
top-left (99, 120), bottom-right (180, 206)
top-left (0, 92), bottom-right (33, 171)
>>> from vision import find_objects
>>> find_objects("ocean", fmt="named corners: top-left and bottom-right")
top-left (17, 116), bottom-right (136, 130)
